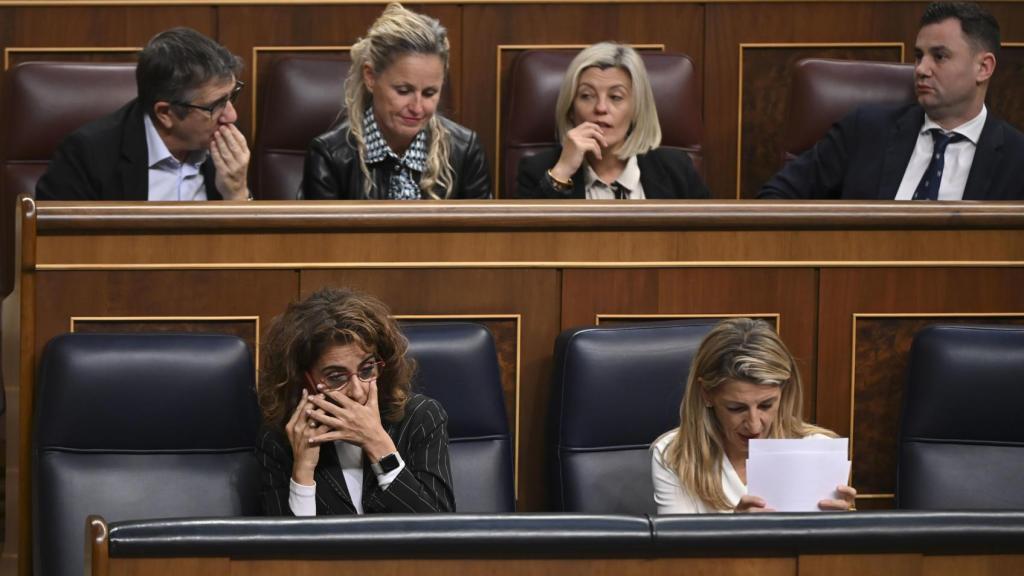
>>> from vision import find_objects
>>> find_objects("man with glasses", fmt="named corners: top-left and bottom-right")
top-left (36, 27), bottom-right (251, 201)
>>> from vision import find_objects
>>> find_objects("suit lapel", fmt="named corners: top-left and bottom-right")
top-left (314, 443), bottom-right (358, 514)
top-left (963, 113), bottom-right (1002, 200)
top-left (636, 153), bottom-right (672, 199)
top-left (878, 105), bottom-right (925, 199)
top-left (119, 101), bottom-right (151, 201)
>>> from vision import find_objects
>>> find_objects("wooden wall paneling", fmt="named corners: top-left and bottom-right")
top-left (737, 44), bottom-right (903, 199)
top-left (561, 268), bottom-right (819, 420)
top-left (462, 3), bottom-right (704, 198)
top-left (216, 4), bottom-right (463, 142)
top-left (988, 44), bottom-right (1024, 132)
top-left (816, 267), bottom-right (1024, 508)
top-left (300, 268), bottom-right (560, 511)
top-left (703, 2), bottom-right (925, 200)
top-left (799, 554), bottom-right (921, 576)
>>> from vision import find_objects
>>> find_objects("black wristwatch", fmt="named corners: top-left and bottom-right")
top-left (371, 452), bottom-right (401, 475)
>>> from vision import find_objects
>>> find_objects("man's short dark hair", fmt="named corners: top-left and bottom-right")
top-left (136, 27), bottom-right (243, 118)
top-left (921, 2), bottom-right (1001, 59)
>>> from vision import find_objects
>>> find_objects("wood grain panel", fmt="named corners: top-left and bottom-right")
top-left (704, 2), bottom-right (924, 199)
top-left (799, 554), bottom-right (921, 576)
top-left (562, 268), bottom-right (819, 420)
top-left (462, 3), bottom-right (703, 197)
top-left (921, 555), bottom-right (1024, 576)
top-left (817, 268), bottom-right (1024, 505)
top-left (300, 268), bottom-right (559, 511)
top-left (988, 44), bottom-right (1024, 132)
top-left (738, 45), bottom-right (902, 199)
top-left (851, 315), bottom-right (1024, 501)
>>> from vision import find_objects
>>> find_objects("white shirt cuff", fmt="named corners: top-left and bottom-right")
top-left (375, 453), bottom-right (406, 491)
top-left (288, 477), bottom-right (317, 516)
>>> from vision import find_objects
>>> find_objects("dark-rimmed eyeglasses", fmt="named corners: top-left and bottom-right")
top-left (173, 80), bottom-right (244, 118)
top-left (314, 359), bottom-right (385, 392)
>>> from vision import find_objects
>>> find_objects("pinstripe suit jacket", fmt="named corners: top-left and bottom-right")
top-left (257, 393), bottom-right (456, 515)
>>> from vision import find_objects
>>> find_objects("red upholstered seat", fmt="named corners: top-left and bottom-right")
top-left (781, 58), bottom-right (916, 162)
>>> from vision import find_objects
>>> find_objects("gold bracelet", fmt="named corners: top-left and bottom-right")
top-left (547, 169), bottom-right (574, 191)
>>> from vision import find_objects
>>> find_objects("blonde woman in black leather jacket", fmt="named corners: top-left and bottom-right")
top-left (300, 3), bottom-right (490, 200)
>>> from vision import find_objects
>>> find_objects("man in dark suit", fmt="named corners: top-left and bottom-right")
top-left (36, 27), bottom-right (251, 201)
top-left (759, 2), bottom-right (1024, 201)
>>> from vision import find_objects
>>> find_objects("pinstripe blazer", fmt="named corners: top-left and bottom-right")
top-left (257, 393), bottom-right (456, 515)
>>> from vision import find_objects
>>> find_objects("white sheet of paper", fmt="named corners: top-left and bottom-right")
top-left (746, 438), bottom-right (851, 512)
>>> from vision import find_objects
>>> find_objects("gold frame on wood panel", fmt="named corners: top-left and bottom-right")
top-left (69, 314), bottom-right (262, 382)
top-left (35, 259), bottom-right (1024, 271)
top-left (596, 312), bottom-right (781, 333)
top-left (393, 313), bottom-right (522, 501)
top-left (734, 42), bottom-right (906, 199)
top-left (493, 43), bottom-right (664, 198)
top-left (847, 312), bottom-right (1024, 503)
top-left (3, 46), bottom-right (140, 71)
top-left (250, 45), bottom-right (351, 144)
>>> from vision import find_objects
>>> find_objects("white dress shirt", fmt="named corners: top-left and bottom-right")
top-left (651, 430), bottom-right (829, 514)
top-left (143, 114), bottom-right (209, 201)
top-left (895, 106), bottom-right (987, 201)
top-left (584, 156), bottom-right (646, 199)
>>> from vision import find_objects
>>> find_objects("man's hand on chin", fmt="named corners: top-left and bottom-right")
top-left (211, 124), bottom-right (252, 200)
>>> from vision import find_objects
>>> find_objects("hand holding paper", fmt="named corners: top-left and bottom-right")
top-left (746, 438), bottom-right (853, 512)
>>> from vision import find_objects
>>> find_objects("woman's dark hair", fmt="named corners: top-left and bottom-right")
top-left (258, 287), bottom-right (414, 427)
top-left (136, 27), bottom-right (243, 118)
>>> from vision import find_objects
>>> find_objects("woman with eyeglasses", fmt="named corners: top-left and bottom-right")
top-left (300, 3), bottom-right (490, 200)
top-left (256, 287), bottom-right (455, 515)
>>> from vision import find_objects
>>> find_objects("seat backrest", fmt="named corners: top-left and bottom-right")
top-left (503, 50), bottom-right (702, 198)
top-left (33, 332), bottom-right (261, 576)
top-left (897, 324), bottom-right (1024, 510)
top-left (254, 56), bottom-right (350, 199)
top-left (781, 58), bottom-right (915, 160)
top-left (549, 320), bottom-right (716, 513)
top-left (403, 322), bottom-right (514, 512)
top-left (2, 61), bottom-right (136, 297)
top-left (4, 61), bottom-right (137, 200)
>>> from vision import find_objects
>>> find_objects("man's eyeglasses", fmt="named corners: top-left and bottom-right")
top-left (173, 80), bottom-right (245, 118)
top-left (314, 359), bottom-right (385, 392)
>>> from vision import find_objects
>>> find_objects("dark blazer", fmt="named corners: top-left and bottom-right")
top-left (300, 116), bottom-right (491, 200)
top-left (516, 146), bottom-right (710, 199)
top-left (758, 103), bottom-right (1024, 200)
top-left (257, 393), bottom-right (456, 515)
top-left (35, 99), bottom-right (222, 201)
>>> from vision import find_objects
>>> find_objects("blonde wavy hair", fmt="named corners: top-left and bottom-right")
top-left (659, 318), bottom-right (835, 511)
top-left (344, 3), bottom-right (454, 198)
top-left (554, 42), bottom-right (662, 160)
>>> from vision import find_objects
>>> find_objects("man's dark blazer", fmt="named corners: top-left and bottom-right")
top-left (257, 393), bottom-right (456, 515)
top-left (758, 103), bottom-right (1024, 200)
top-left (35, 98), bottom-right (222, 201)
top-left (516, 146), bottom-right (710, 199)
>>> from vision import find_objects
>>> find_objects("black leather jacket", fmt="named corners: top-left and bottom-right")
top-left (300, 116), bottom-right (491, 199)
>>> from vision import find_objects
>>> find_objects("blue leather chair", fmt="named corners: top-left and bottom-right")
top-left (403, 322), bottom-right (515, 512)
top-left (33, 333), bottom-right (261, 576)
top-left (898, 324), bottom-right (1024, 509)
top-left (549, 320), bottom-right (717, 513)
